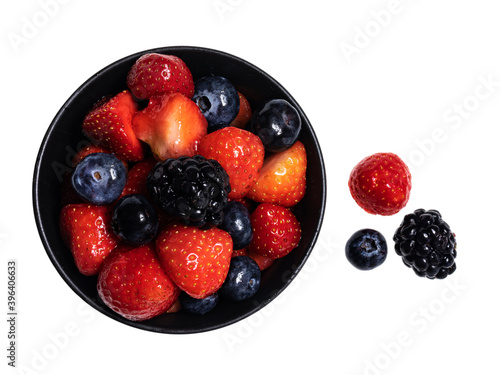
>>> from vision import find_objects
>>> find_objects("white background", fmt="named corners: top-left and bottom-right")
top-left (1, 0), bottom-right (500, 374)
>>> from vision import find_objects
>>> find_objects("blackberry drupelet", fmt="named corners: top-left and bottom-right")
top-left (147, 155), bottom-right (231, 229)
top-left (394, 209), bottom-right (457, 279)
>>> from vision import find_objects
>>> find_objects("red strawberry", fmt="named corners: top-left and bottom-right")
top-left (166, 298), bottom-right (182, 313)
top-left (82, 90), bottom-right (145, 162)
top-left (119, 157), bottom-right (158, 199)
top-left (126, 53), bottom-right (195, 100)
top-left (132, 92), bottom-right (207, 161)
top-left (155, 223), bottom-right (233, 299)
top-left (232, 248), bottom-right (249, 258)
top-left (198, 127), bottom-right (265, 199)
top-left (229, 92), bottom-right (252, 129)
top-left (72, 144), bottom-right (111, 167)
top-left (348, 152), bottom-right (411, 216)
top-left (246, 140), bottom-right (307, 207)
top-left (59, 204), bottom-right (119, 276)
top-left (248, 203), bottom-right (301, 259)
top-left (248, 250), bottom-right (275, 271)
top-left (97, 243), bottom-right (180, 321)
top-left (71, 144), bottom-right (128, 170)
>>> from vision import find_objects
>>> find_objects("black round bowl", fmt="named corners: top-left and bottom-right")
top-left (33, 46), bottom-right (326, 334)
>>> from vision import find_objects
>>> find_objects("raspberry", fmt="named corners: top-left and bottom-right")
top-left (393, 209), bottom-right (457, 279)
top-left (147, 155), bottom-right (231, 229)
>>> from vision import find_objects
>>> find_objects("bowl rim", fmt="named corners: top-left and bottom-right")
top-left (32, 45), bottom-right (327, 334)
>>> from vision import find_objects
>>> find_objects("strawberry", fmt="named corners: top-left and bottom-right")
top-left (155, 223), bottom-right (233, 299)
top-left (348, 152), bottom-right (411, 216)
top-left (82, 90), bottom-right (145, 162)
top-left (59, 203), bottom-right (119, 276)
top-left (97, 243), bottom-right (180, 321)
top-left (248, 203), bottom-right (301, 259)
top-left (126, 53), bottom-right (195, 100)
top-left (119, 157), bottom-right (158, 199)
top-left (198, 127), bottom-right (265, 199)
top-left (71, 144), bottom-right (111, 167)
top-left (248, 250), bottom-right (275, 271)
top-left (232, 248), bottom-right (249, 258)
top-left (132, 92), bottom-right (207, 161)
top-left (246, 140), bottom-right (307, 207)
top-left (229, 92), bottom-right (252, 129)
top-left (230, 247), bottom-right (274, 270)
top-left (166, 298), bottom-right (182, 313)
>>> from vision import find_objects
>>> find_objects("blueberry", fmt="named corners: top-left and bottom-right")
top-left (219, 201), bottom-right (253, 249)
top-left (250, 99), bottom-right (301, 152)
top-left (220, 256), bottom-right (261, 301)
top-left (179, 292), bottom-right (218, 315)
top-left (71, 153), bottom-right (126, 205)
top-left (345, 229), bottom-right (388, 270)
top-left (192, 76), bottom-right (240, 132)
top-left (111, 194), bottom-right (159, 246)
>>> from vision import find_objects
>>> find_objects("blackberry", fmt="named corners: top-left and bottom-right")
top-left (394, 209), bottom-right (457, 279)
top-left (147, 155), bottom-right (231, 229)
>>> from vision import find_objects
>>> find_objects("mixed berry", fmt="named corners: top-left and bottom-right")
top-left (59, 53), bottom-right (307, 321)
top-left (346, 152), bottom-right (458, 279)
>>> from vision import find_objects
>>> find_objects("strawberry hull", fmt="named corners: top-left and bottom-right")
top-left (33, 46), bottom-right (326, 334)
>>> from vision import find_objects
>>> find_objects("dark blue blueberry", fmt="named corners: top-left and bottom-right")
top-left (345, 229), bottom-right (388, 271)
top-left (250, 99), bottom-right (301, 152)
top-left (179, 292), bottom-right (218, 315)
top-left (220, 256), bottom-right (261, 301)
top-left (219, 201), bottom-right (253, 249)
top-left (71, 152), bottom-right (126, 205)
top-left (111, 194), bottom-right (158, 246)
top-left (192, 76), bottom-right (240, 132)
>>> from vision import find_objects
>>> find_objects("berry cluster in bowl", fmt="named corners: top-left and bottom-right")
top-left (56, 51), bottom-right (312, 322)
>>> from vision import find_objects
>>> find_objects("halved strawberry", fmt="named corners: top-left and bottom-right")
top-left (198, 127), bottom-right (265, 199)
top-left (155, 223), bottom-right (233, 299)
top-left (229, 91), bottom-right (252, 129)
top-left (97, 243), bottom-right (180, 321)
top-left (246, 140), bottom-right (307, 207)
top-left (126, 53), bottom-right (195, 100)
top-left (59, 203), bottom-right (119, 276)
top-left (82, 90), bottom-right (145, 162)
top-left (248, 203), bottom-right (301, 259)
top-left (132, 92), bottom-right (207, 161)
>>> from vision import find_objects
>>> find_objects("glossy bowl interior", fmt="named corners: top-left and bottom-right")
top-left (33, 46), bottom-right (326, 334)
